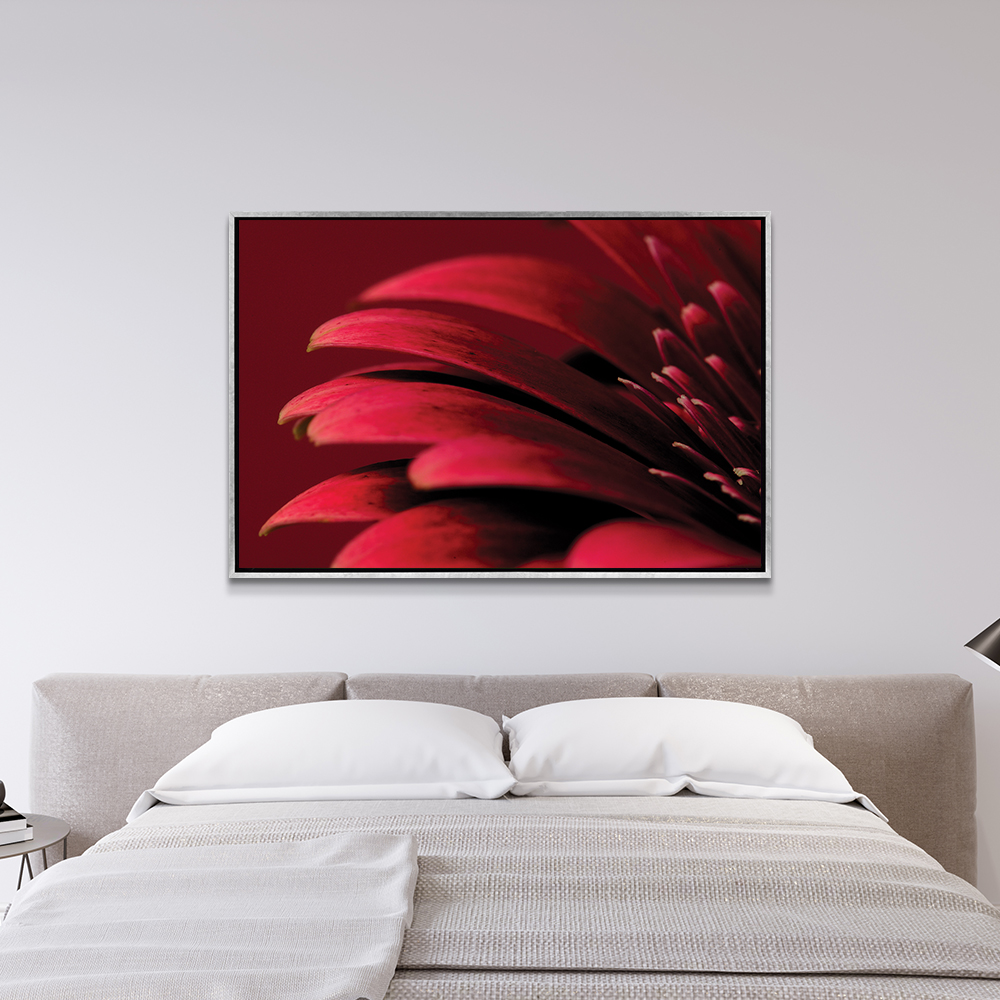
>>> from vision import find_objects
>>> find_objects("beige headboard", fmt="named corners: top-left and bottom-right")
top-left (658, 673), bottom-right (977, 887)
top-left (30, 671), bottom-right (976, 885)
top-left (31, 672), bottom-right (347, 856)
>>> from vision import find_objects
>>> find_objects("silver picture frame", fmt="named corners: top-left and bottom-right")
top-left (229, 212), bottom-right (770, 580)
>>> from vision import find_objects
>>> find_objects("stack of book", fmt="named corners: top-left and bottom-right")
top-left (0, 804), bottom-right (33, 846)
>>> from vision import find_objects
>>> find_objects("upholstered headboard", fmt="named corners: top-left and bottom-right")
top-left (658, 673), bottom-right (977, 889)
top-left (346, 671), bottom-right (657, 757)
top-left (31, 672), bottom-right (347, 857)
top-left (30, 671), bottom-right (977, 885)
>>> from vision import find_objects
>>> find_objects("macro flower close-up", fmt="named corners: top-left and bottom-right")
top-left (234, 216), bottom-right (768, 576)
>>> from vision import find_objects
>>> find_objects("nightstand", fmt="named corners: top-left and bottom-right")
top-left (0, 814), bottom-right (70, 890)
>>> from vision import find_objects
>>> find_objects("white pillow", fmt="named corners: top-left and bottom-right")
top-left (502, 698), bottom-right (883, 817)
top-left (128, 699), bottom-right (515, 820)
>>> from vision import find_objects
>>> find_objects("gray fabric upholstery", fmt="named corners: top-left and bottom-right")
top-left (347, 672), bottom-right (658, 757)
top-left (346, 672), bottom-right (657, 723)
top-left (657, 673), bottom-right (976, 885)
top-left (31, 672), bottom-right (346, 856)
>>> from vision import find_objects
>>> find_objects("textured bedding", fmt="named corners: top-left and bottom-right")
top-left (0, 832), bottom-right (417, 1000)
top-left (83, 794), bottom-right (1000, 999)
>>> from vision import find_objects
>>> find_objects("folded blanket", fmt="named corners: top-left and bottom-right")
top-left (0, 832), bottom-right (417, 1000)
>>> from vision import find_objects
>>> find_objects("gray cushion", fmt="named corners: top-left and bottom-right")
top-left (31, 672), bottom-right (346, 856)
top-left (347, 673), bottom-right (657, 757)
top-left (657, 672), bottom-right (976, 885)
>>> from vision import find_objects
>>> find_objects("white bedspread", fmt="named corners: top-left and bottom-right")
top-left (0, 831), bottom-right (418, 1000)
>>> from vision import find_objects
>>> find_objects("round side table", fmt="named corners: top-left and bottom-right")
top-left (0, 814), bottom-right (70, 890)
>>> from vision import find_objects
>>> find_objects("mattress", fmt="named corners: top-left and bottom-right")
top-left (89, 793), bottom-right (1000, 999)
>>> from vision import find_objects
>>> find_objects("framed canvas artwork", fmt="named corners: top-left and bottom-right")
top-left (230, 214), bottom-right (769, 578)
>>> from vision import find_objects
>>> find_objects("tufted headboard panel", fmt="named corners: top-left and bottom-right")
top-left (31, 672), bottom-right (347, 855)
top-left (347, 671), bottom-right (656, 756)
top-left (658, 673), bottom-right (977, 885)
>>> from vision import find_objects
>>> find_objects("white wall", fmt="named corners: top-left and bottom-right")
top-left (2, 0), bottom-right (998, 901)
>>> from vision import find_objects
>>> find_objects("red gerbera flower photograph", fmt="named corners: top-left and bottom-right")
top-left (231, 214), bottom-right (769, 577)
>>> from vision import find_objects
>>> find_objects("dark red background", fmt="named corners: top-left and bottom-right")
top-left (234, 217), bottom-right (651, 570)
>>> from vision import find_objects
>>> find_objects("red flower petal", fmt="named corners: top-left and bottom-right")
top-left (569, 219), bottom-right (683, 313)
top-left (307, 310), bottom-right (674, 463)
top-left (641, 220), bottom-right (761, 308)
top-left (303, 381), bottom-right (680, 481)
top-left (653, 326), bottom-right (746, 419)
top-left (676, 395), bottom-right (760, 471)
top-left (571, 218), bottom-right (763, 319)
top-left (702, 471), bottom-right (762, 513)
top-left (734, 467), bottom-right (761, 494)
top-left (678, 303), bottom-right (754, 385)
top-left (709, 280), bottom-right (763, 373)
top-left (354, 256), bottom-right (663, 386)
top-left (332, 499), bottom-right (575, 569)
top-left (260, 461), bottom-right (418, 535)
top-left (518, 555), bottom-right (566, 569)
top-left (645, 235), bottom-right (718, 316)
top-left (279, 375), bottom-right (401, 425)
top-left (704, 354), bottom-right (762, 422)
top-left (564, 520), bottom-right (761, 569)
top-left (408, 433), bottom-right (699, 523)
top-left (696, 222), bottom-right (763, 304)
top-left (671, 441), bottom-right (732, 480)
top-left (655, 367), bottom-right (707, 407)
top-left (618, 378), bottom-right (699, 445)
top-left (336, 360), bottom-right (477, 380)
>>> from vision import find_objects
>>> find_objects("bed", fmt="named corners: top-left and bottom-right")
top-left (7, 670), bottom-right (998, 999)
